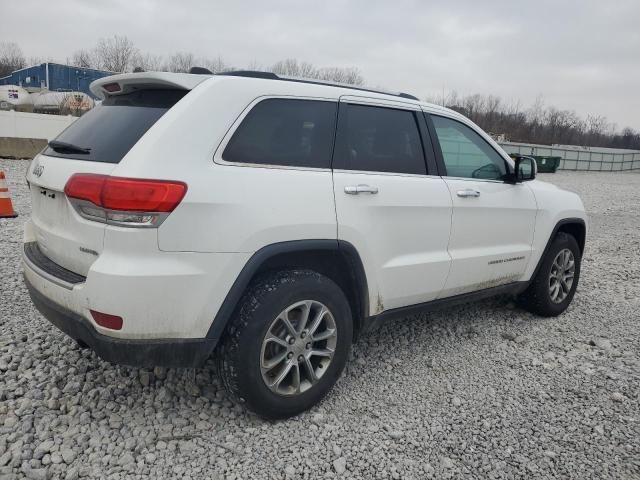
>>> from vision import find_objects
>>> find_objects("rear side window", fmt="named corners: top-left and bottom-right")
top-left (223, 99), bottom-right (337, 169)
top-left (333, 104), bottom-right (426, 175)
top-left (44, 89), bottom-right (187, 163)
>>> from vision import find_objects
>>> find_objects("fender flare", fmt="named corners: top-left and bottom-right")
top-left (530, 217), bottom-right (586, 280)
top-left (206, 239), bottom-right (369, 343)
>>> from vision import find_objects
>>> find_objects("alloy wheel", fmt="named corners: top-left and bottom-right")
top-left (260, 300), bottom-right (338, 396)
top-left (549, 248), bottom-right (575, 304)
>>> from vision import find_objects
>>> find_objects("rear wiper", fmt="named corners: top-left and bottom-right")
top-left (48, 140), bottom-right (91, 154)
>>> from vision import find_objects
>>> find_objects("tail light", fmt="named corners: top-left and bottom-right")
top-left (64, 174), bottom-right (187, 227)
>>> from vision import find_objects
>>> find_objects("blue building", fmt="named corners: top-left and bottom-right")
top-left (0, 63), bottom-right (114, 98)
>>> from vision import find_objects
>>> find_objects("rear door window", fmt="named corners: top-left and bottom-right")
top-left (222, 98), bottom-right (337, 169)
top-left (333, 103), bottom-right (427, 175)
top-left (44, 89), bottom-right (187, 163)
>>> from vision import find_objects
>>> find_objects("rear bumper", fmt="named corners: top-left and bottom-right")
top-left (22, 216), bottom-right (251, 347)
top-left (25, 274), bottom-right (215, 368)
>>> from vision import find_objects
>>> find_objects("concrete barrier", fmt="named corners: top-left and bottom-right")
top-left (0, 110), bottom-right (76, 141)
top-left (0, 137), bottom-right (48, 159)
top-left (0, 110), bottom-right (78, 159)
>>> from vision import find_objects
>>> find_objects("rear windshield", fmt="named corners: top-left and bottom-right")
top-left (44, 89), bottom-right (187, 163)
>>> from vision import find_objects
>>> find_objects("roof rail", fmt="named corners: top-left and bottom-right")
top-left (217, 70), bottom-right (420, 102)
top-left (189, 66), bottom-right (213, 75)
top-left (398, 92), bottom-right (420, 101)
top-left (217, 70), bottom-right (278, 80)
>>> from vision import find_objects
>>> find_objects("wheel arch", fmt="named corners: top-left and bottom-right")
top-left (557, 220), bottom-right (586, 254)
top-left (531, 217), bottom-right (586, 280)
top-left (206, 240), bottom-right (369, 345)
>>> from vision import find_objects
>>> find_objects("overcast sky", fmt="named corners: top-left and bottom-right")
top-left (4, 0), bottom-right (640, 130)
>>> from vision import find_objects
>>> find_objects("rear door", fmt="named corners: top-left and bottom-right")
top-left (425, 113), bottom-right (537, 297)
top-left (332, 97), bottom-right (452, 313)
top-left (26, 89), bottom-right (187, 276)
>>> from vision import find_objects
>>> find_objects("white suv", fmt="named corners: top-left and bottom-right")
top-left (23, 70), bottom-right (587, 418)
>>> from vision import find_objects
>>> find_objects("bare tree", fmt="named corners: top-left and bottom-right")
top-left (317, 66), bottom-right (364, 86)
top-left (483, 95), bottom-right (501, 132)
top-left (28, 56), bottom-right (56, 66)
top-left (584, 114), bottom-right (610, 146)
top-left (0, 41), bottom-right (26, 77)
top-left (462, 94), bottom-right (485, 123)
top-left (67, 47), bottom-right (363, 87)
top-left (422, 89), bottom-right (639, 149)
top-left (272, 58), bottom-right (317, 78)
top-left (71, 36), bottom-right (138, 72)
top-left (165, 52), bottom-right (196, 73)
top-left (528, 95), bottom-right (545, 125)
top-left (71, 49), bottom-right (98, 69)
top-left (95, 35), bottom-right (138, 72)
top-left (246, 59), bottom-right (265, 71)
top-left (131, 52), bottom-right (164, 72)
top-left (269, 58), bottom-right (363, 85)
top-left (203, 56), bottom-right (230, 73)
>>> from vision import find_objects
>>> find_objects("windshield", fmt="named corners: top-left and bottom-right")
top-left (43, 89), bottom-right (187, 163)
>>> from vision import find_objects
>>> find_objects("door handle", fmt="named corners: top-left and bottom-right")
top-left (456, 189), bottom-right (481, 198)
top-left (345, 184), bottom-right (379, 195)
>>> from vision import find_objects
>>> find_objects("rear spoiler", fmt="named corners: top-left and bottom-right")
top-left (90, 72), bottom-right (212, 99)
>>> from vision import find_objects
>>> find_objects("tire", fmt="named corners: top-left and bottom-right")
top-left (216, 269), bottom-right (353, 419)
top-left (519, 232), bottom-right (581, 317)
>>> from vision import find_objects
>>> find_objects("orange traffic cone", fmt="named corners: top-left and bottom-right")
top-left (0, 171), bottom-right (18, 218)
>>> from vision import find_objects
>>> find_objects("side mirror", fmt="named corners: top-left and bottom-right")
top-left (513, 156), bottom-right (536, 182)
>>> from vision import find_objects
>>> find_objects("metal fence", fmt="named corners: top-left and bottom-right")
top-left (499, 142), bottom-right (640, 172)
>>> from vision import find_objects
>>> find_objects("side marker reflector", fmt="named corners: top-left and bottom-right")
top-left (90, 310), bottom-right (123, 330)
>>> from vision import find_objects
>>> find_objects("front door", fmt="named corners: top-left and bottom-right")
top-left (427, 113), bottom-right (537, 298)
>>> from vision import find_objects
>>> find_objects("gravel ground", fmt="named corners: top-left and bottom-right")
top-left (1, 158), bottom-right (639, 480)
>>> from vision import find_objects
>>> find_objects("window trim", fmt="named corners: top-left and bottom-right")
top-left (214, 95), bottom-right (339, 172)
top-left (332, 100), bottom-right (432, 176)
top-left (416, 110), bottom-right (439, 175)
top-left (425, 112), bottom-right (513, 182)
top-left (338, 95), bottom-right (422, 111)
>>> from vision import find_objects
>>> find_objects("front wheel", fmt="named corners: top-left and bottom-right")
top-left (216, 269), bottom-right (353, 419)
top-left (519, 232), bottom-right (582, 317)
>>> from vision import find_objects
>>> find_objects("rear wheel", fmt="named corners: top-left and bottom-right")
top-left (216, 269), bottom-right (352, 419)
top-left (519, 232), bottom-right (581, 316)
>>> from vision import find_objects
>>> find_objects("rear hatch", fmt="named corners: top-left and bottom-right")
top-left (26, 88), bottom-right (188, 276)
